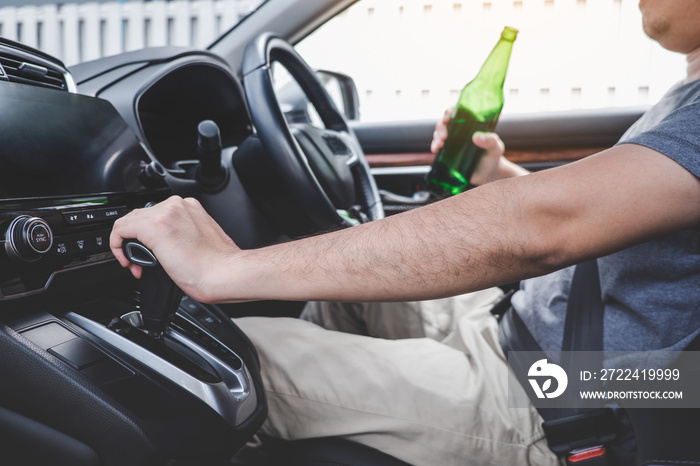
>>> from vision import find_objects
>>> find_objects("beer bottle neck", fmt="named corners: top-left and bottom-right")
top-left (455, 27), bottom-right (517, 120)
top-left (471, 37), bottom-right (515, 90)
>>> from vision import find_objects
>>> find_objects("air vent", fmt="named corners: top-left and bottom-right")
top-left (0, 53), bottom-right (67, 91)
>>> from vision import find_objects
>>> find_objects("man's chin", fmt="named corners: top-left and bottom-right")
top-left (642, 19), bottom-right (670, 46)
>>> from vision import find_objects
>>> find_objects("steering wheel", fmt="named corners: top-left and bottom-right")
top-left (240, 33), bottom-right (383, 235)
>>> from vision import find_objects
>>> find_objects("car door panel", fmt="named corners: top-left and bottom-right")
top-left (351, 107), bottom-right (645, 209)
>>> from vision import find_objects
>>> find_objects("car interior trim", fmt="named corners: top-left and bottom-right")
top-left (65, 311), bottom-right (257, 428)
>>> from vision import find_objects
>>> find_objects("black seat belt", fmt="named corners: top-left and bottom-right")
top-left (562, 259), bottom-right (604, 353)
top-left (545, 259), bottom-right (616, 466)
top-left (498, 260), bottom-right (617, 465)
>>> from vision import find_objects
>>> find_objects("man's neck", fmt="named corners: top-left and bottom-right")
top-left (685, 47), bottom-right (700, 83)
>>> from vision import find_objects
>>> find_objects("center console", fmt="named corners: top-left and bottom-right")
top-left (0, 50), bottom-right (266, 466)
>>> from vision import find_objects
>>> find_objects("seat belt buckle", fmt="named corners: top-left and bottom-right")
top-left (566, 445), bottom-right (607, 465)
top-left (542, 409), bottom-right (616, 466)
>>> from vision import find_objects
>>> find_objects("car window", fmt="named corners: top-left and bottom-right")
top-left (0, 0), bottom-right (265, 67)
top-left (296, 0), bottom-right (686, 123)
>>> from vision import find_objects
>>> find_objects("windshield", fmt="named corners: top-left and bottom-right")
top-left (0, 0), bottom-right (265, 67)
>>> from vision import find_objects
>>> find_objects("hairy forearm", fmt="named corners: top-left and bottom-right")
top-left (224, 145), bottom-right (700, 304)
top-left (231, 178), bottom-right (552, 303)
top-left (231, 157), bottom-right (532, 303)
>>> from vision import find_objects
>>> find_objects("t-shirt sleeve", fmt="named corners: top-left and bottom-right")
top-left (620, 100), bottom-right (700, 179)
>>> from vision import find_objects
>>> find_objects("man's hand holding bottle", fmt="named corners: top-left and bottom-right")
top-left (431, 107), bottom-right (529, 186)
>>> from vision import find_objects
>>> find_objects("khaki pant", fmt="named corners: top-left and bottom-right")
top-left (235, 288), bottom-right (558, 466)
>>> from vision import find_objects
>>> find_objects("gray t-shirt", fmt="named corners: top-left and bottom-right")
top-left (512, 79), bottom-right (700, 352)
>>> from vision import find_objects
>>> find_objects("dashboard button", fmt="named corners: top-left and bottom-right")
top-left (74, 237), bottom-right (88, 253)
top-left (84, 211), bottom-right (98, 222)
top-left (29, 223), bottom-right (52, 253)
top-left (94, 232), bottom-right (108, 251)
top-left (55, 241), bottom-right (68, 255)
top-left (180, 296), bottom-right (205, 318)
top-left (63, 212), bottom-right (84, 225)
top-left (100, 208), bottom-right (124, 220)
top-left (198, 313), bottom-right (220, 331)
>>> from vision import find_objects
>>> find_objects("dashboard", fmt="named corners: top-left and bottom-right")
top-left (0, 79), bottom-right (169, 298)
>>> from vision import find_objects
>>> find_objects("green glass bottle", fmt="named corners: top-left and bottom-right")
top-left (427, 26), bottom-right (517, 196)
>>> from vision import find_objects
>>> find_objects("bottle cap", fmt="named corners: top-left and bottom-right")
top-left (502, 26), bottom-right (518, 41)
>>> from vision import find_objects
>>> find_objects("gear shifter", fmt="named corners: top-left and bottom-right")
top-left (122, 240), bottom-right (183, 340)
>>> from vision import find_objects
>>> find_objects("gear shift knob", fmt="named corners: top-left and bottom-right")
top-left (196, 120), bottom-right (226, 188)
top-left (122, 240), bottom-right (183, 340)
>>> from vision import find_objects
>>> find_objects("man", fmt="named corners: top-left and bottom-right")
top-left (111, 1), bottom-right (700, 464)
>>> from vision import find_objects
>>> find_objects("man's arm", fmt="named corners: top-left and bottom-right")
top-left (110, 143), bottom-right (700, 304)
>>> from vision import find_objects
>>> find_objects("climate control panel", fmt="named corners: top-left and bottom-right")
top-left (0, 189), bottom-right (169, 299)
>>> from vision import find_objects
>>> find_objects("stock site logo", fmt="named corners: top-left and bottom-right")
top-left (528, 359), bottom-right (568, 399)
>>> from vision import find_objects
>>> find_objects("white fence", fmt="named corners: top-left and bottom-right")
top-left (0, 0), bottom-right (260, 67)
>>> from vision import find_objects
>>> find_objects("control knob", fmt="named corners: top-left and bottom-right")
top-left (5, 215), bottom-right (54, 262)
